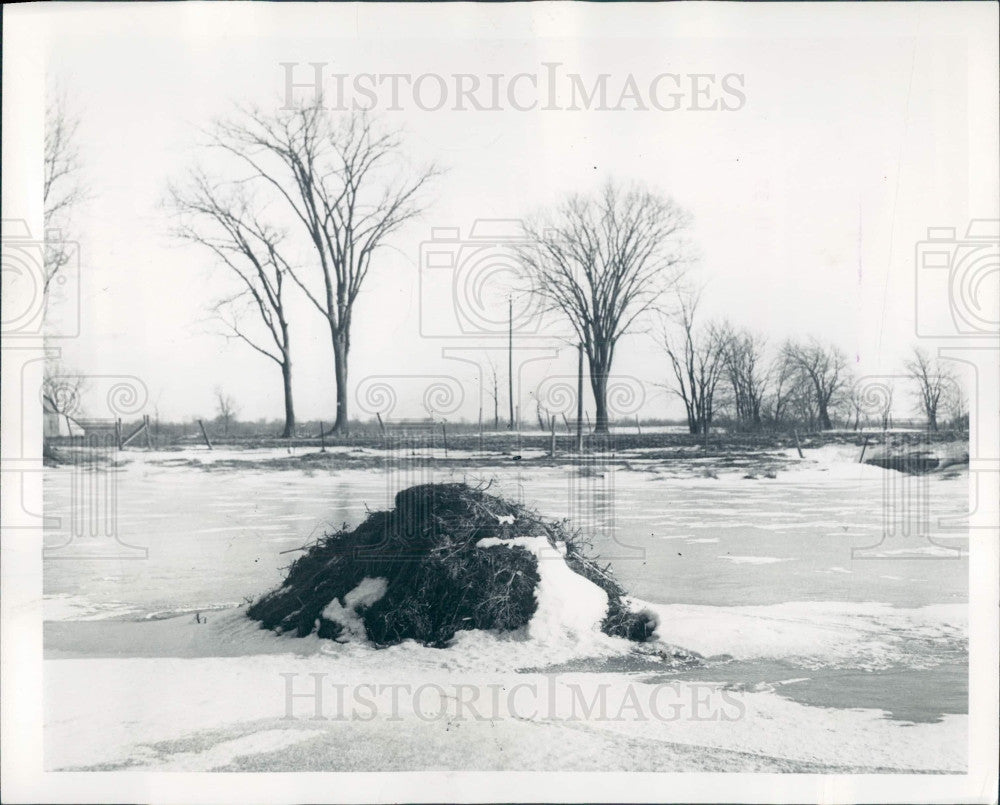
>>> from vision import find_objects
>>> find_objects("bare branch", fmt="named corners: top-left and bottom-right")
top-left (43, 90), bottom-right (87, 295)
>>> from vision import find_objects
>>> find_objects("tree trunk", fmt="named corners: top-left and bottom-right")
top-left (332, 333), bottom-right (349, 432)
top-left (928, 410), bottom-right (938, 432)
top-left (280, 358), bottom-right (296, 438)
top-left (817, 402), bottom-right (832, 430)
top-left (591, 371), bottom-right (609, 434)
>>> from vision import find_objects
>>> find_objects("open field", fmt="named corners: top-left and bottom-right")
top-left (45, 426), bottom-right (968, 473)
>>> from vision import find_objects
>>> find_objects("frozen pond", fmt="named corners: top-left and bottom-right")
top-left (43, 448), bottom-right (968, 613)
top-left (44, 447), bottom-right (968, 726)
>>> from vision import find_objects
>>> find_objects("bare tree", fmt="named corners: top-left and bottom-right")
top-left (945, 380), bottom-right (968, 431)
top-left (209, 103), bottom-right (438, 432)
top-left (43, 91), bottom-right (86, 299)
top-left (42, 363), bottom-right (86, 434)
top-left (882, 383), bottom-right (895, 430)
top-left (534, 398), bottom-right (548, 431)
top-left (846, 383), bottom-right (864, 431)
top-left (214, 387), bottom-right (240, 437)
top-left (847, 379), bottom-right (893, 431)
top-left (520, 181), bottom-right (690, 433)
top-left (767, 352), bottom-right (813, 429)
top-left (484, 357), bottom-right (500, 430)
top-left (905, 347), bottom-right (956, 432)
top-left (780, 339), bottom-right (849, 430)
top-left (719, 325), bottom-right (769, 431)
top-left (846, 384), bottom-right (862, 431)
top-left (659, 292), bottom-right (726, 436)
top-left (170, 172), bottom-right (297, 437)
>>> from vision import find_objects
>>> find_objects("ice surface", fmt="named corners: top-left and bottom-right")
top-left (42, 447), bottom-right (969, 771)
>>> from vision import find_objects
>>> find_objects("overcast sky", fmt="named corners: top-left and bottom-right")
top-left (34, 3), bottom-right (999, 424)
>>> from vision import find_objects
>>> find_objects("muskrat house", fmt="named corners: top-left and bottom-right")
top-left (247, 482), bottom-right (656, 648)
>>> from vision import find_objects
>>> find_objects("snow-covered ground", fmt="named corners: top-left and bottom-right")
top-left (43, 446), bottom-right (968, 772)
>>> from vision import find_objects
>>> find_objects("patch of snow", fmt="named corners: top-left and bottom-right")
top-left (44, 595), bottom-right (141, 622)
top-left (718, 555), bottom-right (792, 565)
top-left (644, 600), bottom-right (967, 670)
top-left (862, 545), bottom-right (967, 559)
top-left (320, 577), bottom-right (389, 640)
top-left (476, 537), bottom-right (609, 645)
top-left (44, 654), bottom-right (967, 772)
top-left (131, 728), bottom-right (319, 771)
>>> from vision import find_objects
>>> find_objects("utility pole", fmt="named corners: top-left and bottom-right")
top-left (576, 342), bottom-right (584, 452)
top-left (508, 295), bottom-right (514, 430)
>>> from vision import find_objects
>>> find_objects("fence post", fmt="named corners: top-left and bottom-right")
top-left (197, 419), bottom-right (214, 450)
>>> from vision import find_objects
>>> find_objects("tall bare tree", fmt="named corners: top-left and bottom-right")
top-left (780, 339), bottom-right (849, 430)
top-left (169, 173), bottom-right (297, 437)
top-left (44, 91), bottom-right (85, 298)
top-left (520, 181), bottom-right (690, 433)
top-left (209, 104), bottom-right (438, 432)
top-left (905, 347), bottom-right (956, 432)
top-left (660, 292), bottom-right (726, 436)
top-left (719, 325), bottom-right (769, 431)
